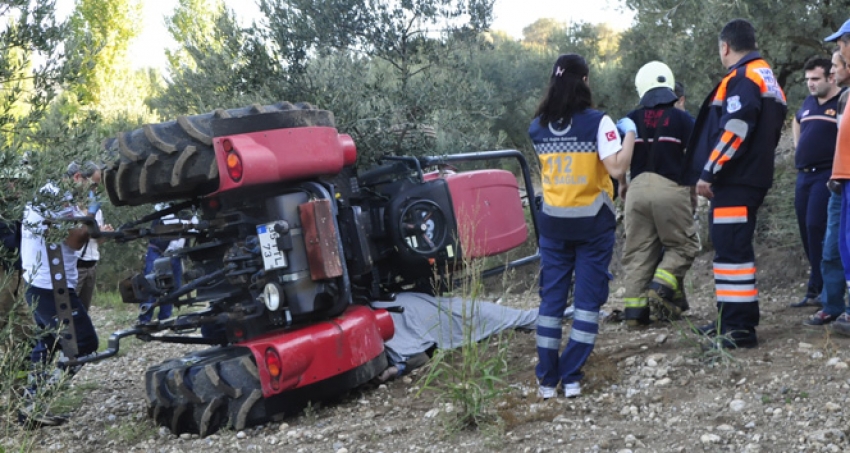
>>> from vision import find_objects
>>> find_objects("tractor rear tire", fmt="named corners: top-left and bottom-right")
top-left (103, 102), bottom-right (335, 206)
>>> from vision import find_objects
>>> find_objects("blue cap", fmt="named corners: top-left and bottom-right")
top-left (825, 18), bottom-right (850, 42)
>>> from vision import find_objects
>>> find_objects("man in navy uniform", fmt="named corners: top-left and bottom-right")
top-left (789, 57), bottom-right (843, 317)
top-left (686, 19), bottom-right (787, 349)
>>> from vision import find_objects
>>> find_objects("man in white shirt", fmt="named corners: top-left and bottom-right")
top-left (19, 164), bottom-right (100, 427)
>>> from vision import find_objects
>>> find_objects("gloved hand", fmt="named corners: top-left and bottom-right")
top-left (828, 179), bottom-right (843, 195)
top-left (616, 117), bottom-right (637, 136)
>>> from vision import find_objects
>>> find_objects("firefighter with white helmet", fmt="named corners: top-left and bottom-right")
top-left (620, 61), bottom-right (700, 326)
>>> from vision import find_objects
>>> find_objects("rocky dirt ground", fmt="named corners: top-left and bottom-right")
top-left (5, 240), bottom-right (850, 453)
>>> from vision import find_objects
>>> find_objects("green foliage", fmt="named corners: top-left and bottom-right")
top-left (0, 1), bottom-right (79, 150)
top-left (164, 0), bottom-right (226, 70)
top-left (621, 0), bottom-right (850, 116)
top-left (67, 0), bottom-right (142, 106)
top-left (259, 0), bottom-right (494, 71)
top-left (756, 155), bottom-right (798, 248)
top-left (151, 5), bottom-right (280, 117)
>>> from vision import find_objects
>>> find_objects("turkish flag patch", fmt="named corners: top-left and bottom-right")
top-left (605, 130), bottom-right (617, 141)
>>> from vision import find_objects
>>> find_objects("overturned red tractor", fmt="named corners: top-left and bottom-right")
top-left (74, 102), bottom-right (538, 436)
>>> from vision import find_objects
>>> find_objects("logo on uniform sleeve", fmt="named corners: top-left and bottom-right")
top-left (802, 109), bottom-right (810, 117)
top-left (605, 130), bottom-right (617, 141)
top-left (727, 95), bottom-right (742, 113)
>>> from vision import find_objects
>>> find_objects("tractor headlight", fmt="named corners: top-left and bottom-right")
top-left (262, 283), bottom-right (281, 311)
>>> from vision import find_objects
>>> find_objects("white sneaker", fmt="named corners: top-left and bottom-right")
top-left (537, 385), bottom-right (557, 399)
top-left (563, 382), bottom-right (581, 398)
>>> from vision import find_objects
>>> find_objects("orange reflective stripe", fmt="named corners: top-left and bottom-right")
top-left (714, 206), bottom-right (747, 218)
top-left (714, 74), bottom-right (733, 102)
top-left (714, 267), bottom-right (756, 276)
top-left (721, 130), bottom-right (734, 144)
top-left (743, 60), bottom-right (775, 95)
top-left (709, 149), bottom-right (721, 162)
top-left (717, 289), bottom-right (759, 297)
top-left (731, 136), bottom-right (742, 149)
top-left (717, 137), bottom-right (744, 166)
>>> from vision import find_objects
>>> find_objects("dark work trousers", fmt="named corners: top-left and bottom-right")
top-left (26, 286), bottom-right (99, 366)
top-left (821, 191), bottom-right (846, 316)
top-left (794, 169), bottom-right (830, 298)
top-left (536, 228), bottom-right (614, 388)
top-left (709, 185), bottom-right (766, 337)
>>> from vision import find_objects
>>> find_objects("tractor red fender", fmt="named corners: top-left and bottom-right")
top-left (239, 305), bottom-right (394, 397)
top-left (425, 169), bottom-right (528, 258)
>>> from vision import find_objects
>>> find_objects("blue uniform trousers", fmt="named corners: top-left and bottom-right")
top-left (26, 286), bottom-right (99, 366)
top-left (837, 182), bottom-right (850, 311)
top-left (709, 185), bottom-right (766, 336)
top-left (795, 170), bottom-right (830, 298)
top-left (536, 229), bottom-right (614, 387)
top-left (821, 191), bottom-right (846, 316)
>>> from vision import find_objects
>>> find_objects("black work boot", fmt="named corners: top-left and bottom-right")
top-left (693, 321), bottom-right (719, 336)
top-left (623, 297), bottom-right (651, 327)
top-left (704, 329), bottom-right (759, 350)
top-left (647, 281), bottom-right (684, 321)
top-left (673, 276), bottom-right (690, 312)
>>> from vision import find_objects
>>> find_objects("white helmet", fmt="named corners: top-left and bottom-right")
top-left (635, 61), bottom-right (675, 98)
top-left (635, 61), bottom-right (678, 107)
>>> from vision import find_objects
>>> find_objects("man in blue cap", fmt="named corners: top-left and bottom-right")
top-left (824, 18), bottom-right (850, 336)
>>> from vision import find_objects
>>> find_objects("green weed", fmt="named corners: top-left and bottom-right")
top-left (51, 381), bottom-right (99, 414)
top-left (416, 208), bottom-right (517, 433)
top-left (106, 419), bottom-right (158, 444)
top-left (670, 314), bottom-right (738, 368)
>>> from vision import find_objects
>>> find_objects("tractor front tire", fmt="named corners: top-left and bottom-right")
top-left (145, 346), bottom-right (266, 436)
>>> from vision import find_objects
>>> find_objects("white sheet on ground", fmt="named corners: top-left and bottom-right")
top-left (372, 293), bottom-right (538, 365)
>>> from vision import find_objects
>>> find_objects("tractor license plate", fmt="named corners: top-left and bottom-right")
top-left (257, 222), bottom-right (288, 271)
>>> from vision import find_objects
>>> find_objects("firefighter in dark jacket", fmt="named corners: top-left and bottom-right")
top-left (621, 61), bottom-right (699, 326)
top-left (685, 19), bottom-right (787, 349)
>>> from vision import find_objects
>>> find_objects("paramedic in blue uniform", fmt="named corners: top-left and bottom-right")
top-left (789, 57), bottom-right (843, 313)
top-left (686, 19), bottom-right (787, 348)
top-left (529, 53), bottom-right (634, 399)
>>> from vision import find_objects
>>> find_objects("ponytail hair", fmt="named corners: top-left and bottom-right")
top-left (534, 54), bottom-right (593, 127)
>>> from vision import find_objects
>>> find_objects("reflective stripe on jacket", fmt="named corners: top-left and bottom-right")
top-left (684, 52), bottom-right (787, 188)
top-left (530, 109), bottom-right (615, 219)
